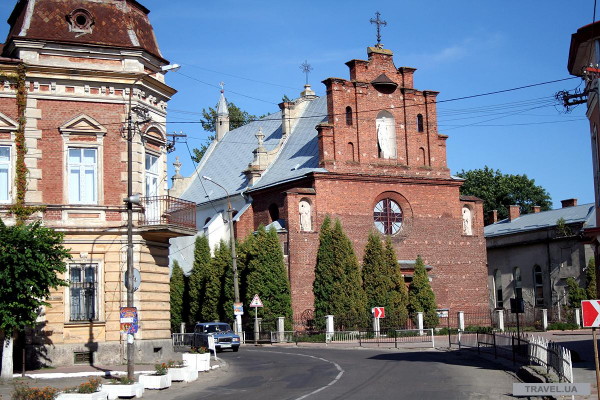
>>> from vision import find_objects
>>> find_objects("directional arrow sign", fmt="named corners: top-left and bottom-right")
top-left (372, 307), bottom-right (385, 319)
top-left (582, 300), bottom-right (600, 328)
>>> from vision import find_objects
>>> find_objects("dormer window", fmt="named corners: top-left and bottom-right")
top-left (67, 9), bottom-right (95, 35)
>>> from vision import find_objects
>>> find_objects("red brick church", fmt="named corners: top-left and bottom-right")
top-left (171, 42), bottom-right (489, 320)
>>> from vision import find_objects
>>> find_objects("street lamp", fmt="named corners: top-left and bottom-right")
top-left (125, 63), bottom-right (180, 380)
top-left (202, 175), bottom-right (242, 334)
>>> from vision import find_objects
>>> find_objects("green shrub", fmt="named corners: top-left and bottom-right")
top-left (547, 322), bottom-right (580, 331)
top-left (109, 377), bottom-right (135, 385)
top-left (11, 385), bottom-right (59, 400)
top-left (154, 363), bottom-right (168, 375)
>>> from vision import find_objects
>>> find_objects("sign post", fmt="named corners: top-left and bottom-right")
top-left (249, 294), bottom-right (263, 345)
top-left (582, 300), bottom-right (600, 400)
top-left (371, 307), bottom-right (385, 337)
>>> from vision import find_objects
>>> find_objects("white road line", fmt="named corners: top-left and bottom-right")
top-left (247, 349), bottom-right (344, 400)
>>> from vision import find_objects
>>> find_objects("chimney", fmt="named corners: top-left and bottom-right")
top-left (533, 205), bottom-right (541, 213)
top-left (487, 210), bottom-right (498, 225)
top-left (508, 205), bottom-right (520, 221)
top-left (561, 198), bottom-right (577, 208)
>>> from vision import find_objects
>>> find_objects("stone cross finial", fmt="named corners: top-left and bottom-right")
top-left (255, 127), bottom-right (264, 147)
top-left (300, 60), bottom-right (313, 86)
top-left (174, 156), bottom-right (182, 175)
top-left (370, 11), bottom-right (387, 49)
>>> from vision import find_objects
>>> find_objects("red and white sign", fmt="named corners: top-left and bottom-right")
top-left (249, 294), bottom-right (263, 308)
top-left (582, 300), bottom-right (600, 328)
top-left (372, 307), bottom-right (385, 319)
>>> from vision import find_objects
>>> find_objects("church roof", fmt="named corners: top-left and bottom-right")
top-left (3, 0), bottom-right (165, 62)
top-left (216, 92), bottom-right (228, 116)
top-left (484, 203), bottom-right (596, 237)
top-left (180, 96), bottom-right (328, 204)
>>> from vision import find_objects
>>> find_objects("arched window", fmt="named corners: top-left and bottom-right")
top-left (268, 203), bottom-right (279, 222)
top-left (376, 110), bottom-right (396, 159)
top-left (417, 114), bottom-right (424, 132)
top-left (534, 265), bottom-right (544, 306)
top-left (347, 142), bottom-right (355, 161)
top-left (494, 269), bottom-right (503, 308)
top-left (373, 198), bottom-right (403, 235)
top-left (345, 106), bottom-right (353, 126)
top-left (513, 267), bottom-right (522, 299)
top-left (419, 147), bottom-right (426, 166)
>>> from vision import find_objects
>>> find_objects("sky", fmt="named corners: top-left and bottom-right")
top-left (0, 1), bottom-right (596, 209)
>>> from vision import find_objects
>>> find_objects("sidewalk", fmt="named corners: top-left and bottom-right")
top-left (0, 358), bottom-right (228, 399)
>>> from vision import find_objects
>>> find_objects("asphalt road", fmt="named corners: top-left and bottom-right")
top-left (164, 346), bottom-right (519, 400)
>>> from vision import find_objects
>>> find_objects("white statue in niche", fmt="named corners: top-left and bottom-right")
top-left (376, 112), bottom-right (397, 159)
top-left (462, 206), bottom-right (473, 235)
top-left (299, 200), bottom-right (312, 231)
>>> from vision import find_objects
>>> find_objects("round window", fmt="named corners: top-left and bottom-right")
top-left (373, 198), bottom-right (403, 235)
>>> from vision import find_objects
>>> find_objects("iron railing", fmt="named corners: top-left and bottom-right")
top-left (139, 195), bottom-right (196, 230)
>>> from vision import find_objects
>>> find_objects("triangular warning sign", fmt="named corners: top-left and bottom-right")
top-left (249, 294), bottom-right (263, 307)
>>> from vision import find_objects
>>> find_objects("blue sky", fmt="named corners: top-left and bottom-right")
top-left (0, 1), bottom-right (596, 208)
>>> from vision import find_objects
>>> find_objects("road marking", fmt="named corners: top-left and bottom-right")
top-left (247, 349), bottom-right (344, 399)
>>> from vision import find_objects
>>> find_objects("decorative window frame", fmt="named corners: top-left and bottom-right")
top-left (0, 112), bottom-right (17, 204)
top-left (372, 191), bottom-right (412, 239)
top-left (64, 257), bottom-right (104, 324)
top-left (67, 8), bottom-right (95, 35)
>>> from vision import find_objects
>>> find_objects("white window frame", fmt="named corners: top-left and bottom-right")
top-left (68, 262), bottom-right (99, 322)
top-left (144, 152), bottom-right (160, 198)
top-left (0, 145), bottom-right (12, 203)
top-left (67, 147), bottom-right (98, 204)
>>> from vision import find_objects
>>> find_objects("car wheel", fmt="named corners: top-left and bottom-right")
top-left (233, 347), bottom-right (239, 352)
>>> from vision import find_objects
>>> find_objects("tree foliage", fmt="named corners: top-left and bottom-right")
top-left (383, 238), bottom-right (409, 327)
top-left (188, 235), bottom-right (211, 324)
top-left (586, 257), bottom-right (597, 300)
top-left (213, 240), bottom-right (234, 323)
top-left (243, 226), bottom-right (293, 328)
top-left (566, 277), bottom-right (587, 308)
top-left (314, 217), bottom-right (368, 328)
top-left (456, 166), bottom-right (552, 221)
top-left (407, 256), bottom-right (439, 328)
top-left (170, 260), bottom-right (185, 332)
top-left (191, 102), bottom-right (258, 163)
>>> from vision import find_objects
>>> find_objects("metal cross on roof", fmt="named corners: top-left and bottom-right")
top-left (300, 60), bottom-right (313, 86)
top-left (370, 11), bottom-right (387, 48)
top-left (219, 81), bottom-right (225, 93)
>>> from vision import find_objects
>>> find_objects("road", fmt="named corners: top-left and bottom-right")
top-left (162, 346), bottom-right (518, 400)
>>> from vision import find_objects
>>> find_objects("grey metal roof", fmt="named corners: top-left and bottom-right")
top-left (216, 92), bottom-right (228, 116)
top-left (484, 203), bottom-right (596, 237)
top-left (181, 96), bottom-right (328, 204)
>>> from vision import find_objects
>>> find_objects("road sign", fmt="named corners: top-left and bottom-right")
top-left (582, 300), bottom-right (600, 328)
top-left (233, 302), bottom-right (244, 316)
top-left (372, 307), bottom-right (385, 318)
top-left (123, 269), bottom-right (141, 292)
top-left (250, 294), bottom-right (263, 308)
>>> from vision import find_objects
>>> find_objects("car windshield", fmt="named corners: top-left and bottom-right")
top-left (205, 324), bottom-right (231, 333)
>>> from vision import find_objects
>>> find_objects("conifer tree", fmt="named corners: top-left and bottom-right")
top-left (170, 260), bottom-right (185, 332)
top-left (188, 235), bottom-right (211, 324)
top-left (244, 226), bottom-right (293, 327)
top-left (313, 216), bottom-right (336, 324)
top-left (201, 249), bottom-right (222, 323)
top-left (408, 255), bottom-right (439, 328)
top-left (586, 258), bottom-right (597, 300)
top-left (213, 240), bottom-right (234, 323)
top-left (384, 238), bottom-right (409, 327)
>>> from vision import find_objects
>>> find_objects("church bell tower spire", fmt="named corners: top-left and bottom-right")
top-left (216, 82), bottom-right (229, 141)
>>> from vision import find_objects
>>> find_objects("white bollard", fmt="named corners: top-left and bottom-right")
top-left (458, 311), bottom-right (465, 331)
top-left (542, 309), bottom-right (548, 331)
top-left (417, 312), bottom-right (424, 336)
top-left (325, 315), bottom-right (334, 342)
top-left (575, 308), bottom-right (581, 327)
top-left (496, 309), bottom-right (504, 332)
top-left (180, 322), bottom-right (186, 334)
top-left (277, 316), bottom-right (285, 343)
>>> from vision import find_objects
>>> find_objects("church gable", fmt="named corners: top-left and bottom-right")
top-left (319, 46), bottom-right (449, 177)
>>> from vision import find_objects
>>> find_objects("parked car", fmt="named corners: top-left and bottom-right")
top-left (193, 322), bottom-right (240, 352)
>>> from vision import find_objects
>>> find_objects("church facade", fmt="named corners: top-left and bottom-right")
top-left (171, 45), bottom-right (489, 323)
top-left (1, 0), bottom-right (195, 367)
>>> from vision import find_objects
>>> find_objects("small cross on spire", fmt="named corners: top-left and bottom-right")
top-left (219, 81), bottom-right (225, 93)
top-left (300, 60), bottom-right (313, 86)
top-left (370, 11), bottom-right (387, 49)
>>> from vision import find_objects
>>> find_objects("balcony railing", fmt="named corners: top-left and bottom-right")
top-left (138, 195), bottom-right (196, 230)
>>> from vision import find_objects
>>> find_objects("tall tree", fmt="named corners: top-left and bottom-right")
top-left (0, 219), bottom-right (71, 379)
top-left (313, 216), bottom-right (337, 325)
top-left (170, 260), bottom-right (185, 332)
top-left (456, 166), bottom-right (552, 221)
top-left (213, 240), bottom-right (234, 323)
top-left (200, 243), bottom-right (223, 323)
top-left (191, 102), bottom-right (258, 162)
top-left (188, 235), bottom-right (211, 324)
top-left (586, 258), bottom-right (597, 300)
top-left (383, 238), bottom-right (409, 327)
top-left (244, 226), bottom-right (293, 328)
top-left (407, 255), bottom-right (439, 328)
top-left (362, 232), bottom-right (389, 309)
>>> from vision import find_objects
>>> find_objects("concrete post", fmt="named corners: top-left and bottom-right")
top-left (496, 309), bottom-right (504, 332)
top-left (417, 312), bottom-right (424, 336)
top-left (180, 322), bottom-right (186, 334)
top-left (458, 311), bottom-right (465, 331)
top-left (277, 317), bottom-right (285, 343)
top-left (373, 317), bottom-right (380, 337)
top-left (575, 308), bottom-right (581, 327)
top-left (542, 309), bottom-right (548, 331)
top-left (325, 315), bottom-right (334, 342)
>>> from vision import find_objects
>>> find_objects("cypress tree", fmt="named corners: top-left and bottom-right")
top-left (383, 238), bottom-right (409, 328)
top-left (586, 258), bottom-right (597, 300)
top-left (188, 235), bottom-right (211, 324)
top-left (170, 260), bottom-right (185, 332)
top-left (313, 216), bottom-right (337, 325)
top-left (407, 255), bottom-right (439, 328)
top-left (213, 240), bottom-right (234, 323)
top-left (200, 247), bottom-right (222, 322)
top-left (244, 226), bottom-right (293, 328)
top-left (362, 231), bottom-right (391, 310)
